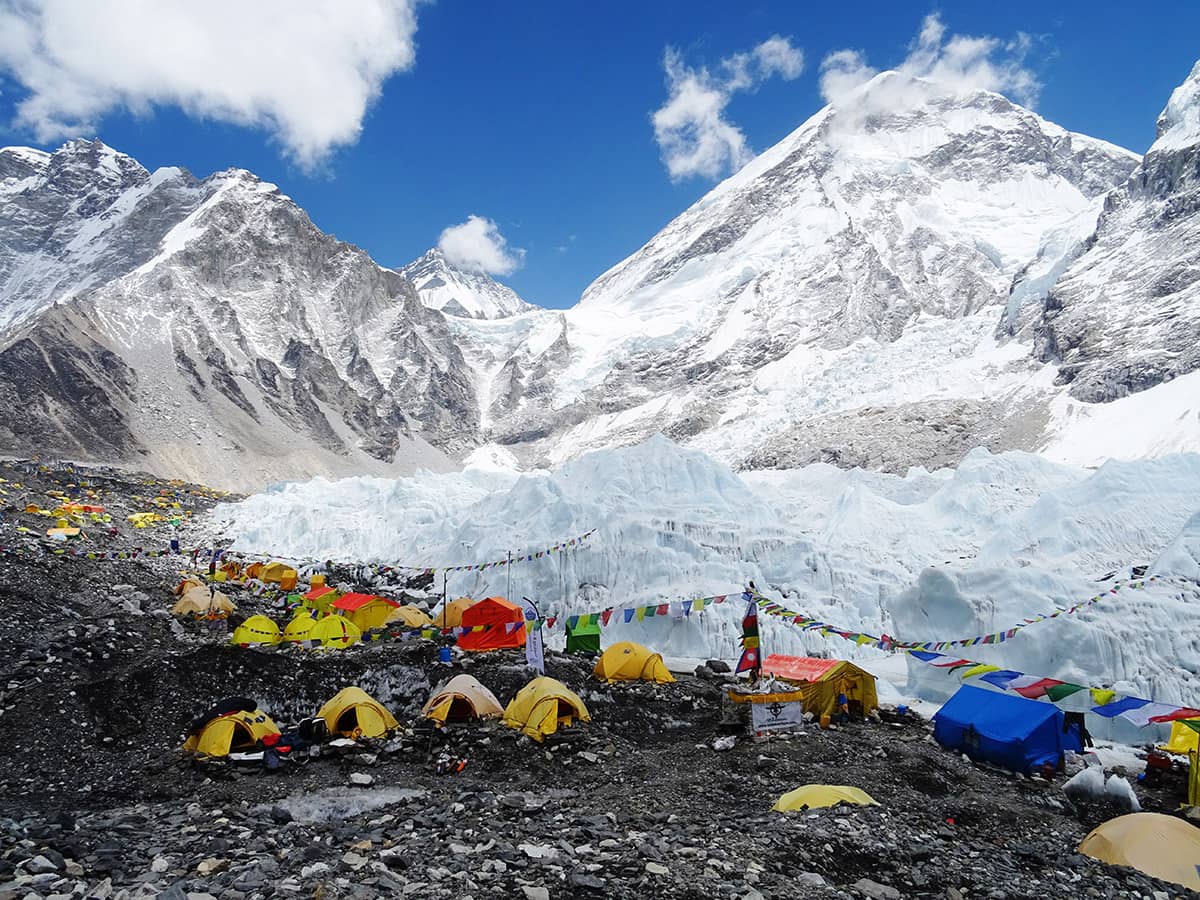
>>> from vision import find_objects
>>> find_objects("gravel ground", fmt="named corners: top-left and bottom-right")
top-left (0, 460), bottom-right (1195, 900)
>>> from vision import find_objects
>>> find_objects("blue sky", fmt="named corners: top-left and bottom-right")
top-left (0, 1), bottom-right (1197, 309)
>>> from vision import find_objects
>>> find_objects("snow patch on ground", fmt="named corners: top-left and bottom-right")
top-left (1041, 369), bottom-right (1200, 466)
top-left (267, 788), bottom-right (427, 825)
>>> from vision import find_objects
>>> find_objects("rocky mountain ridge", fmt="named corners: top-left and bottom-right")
top-left (0, 140), bottom-right (467, 488)
top-left (1027, 59), bottom-right (1200, 403)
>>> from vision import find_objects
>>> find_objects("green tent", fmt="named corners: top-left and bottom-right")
top-left (565, 618), bottom-right (601, 654)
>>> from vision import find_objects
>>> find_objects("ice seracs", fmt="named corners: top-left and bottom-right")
top-left (218, 435), bottom-right (1200, 736)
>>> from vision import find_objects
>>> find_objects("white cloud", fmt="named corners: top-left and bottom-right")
top-left (0, 0), bottom-right (421, 169)
top-left (438, 216), bottom-right (525, 277)
top-left (653, 35), bottom-right (804, 181)
top-left (753, 35), bottom-right (805, 81)
top-left (819, 49), bottom-right (878, 107)
top-left (818, 13), bottom-right (1040, 109)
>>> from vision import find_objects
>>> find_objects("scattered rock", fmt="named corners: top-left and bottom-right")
top-left (855, 878), bottom-right (901, 900)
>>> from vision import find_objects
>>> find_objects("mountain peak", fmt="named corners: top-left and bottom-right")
top-left (399, 247), bottom-right (534, 320)
top-left (50, 138), bottom-right (148, 183)
top-left (1154, 58), bottom-right (1200, 152)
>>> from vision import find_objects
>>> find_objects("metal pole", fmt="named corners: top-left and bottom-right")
top-left (507, 550), bottom-right (512, 600)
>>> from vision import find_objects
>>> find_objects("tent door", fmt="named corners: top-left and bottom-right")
top-left (228, 721), bottom-right (258, 753)
top-left (447, 697), bottom-right (475, 722)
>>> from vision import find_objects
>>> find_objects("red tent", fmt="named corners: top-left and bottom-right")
top-left (458, 596), bottom-right (527, 652)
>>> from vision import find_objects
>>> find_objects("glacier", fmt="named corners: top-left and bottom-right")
top-left (214, 435), bottom-right (1200, 740)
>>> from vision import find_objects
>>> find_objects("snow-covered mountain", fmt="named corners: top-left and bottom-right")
top-left (398, 248), bottom-right (534, 320)
top-left (0, 139), bottom-right (472, 488)
top-left (4, 60), bottom-right (1200, 487)
top-left (482, 70), bottom-right (1143, 471)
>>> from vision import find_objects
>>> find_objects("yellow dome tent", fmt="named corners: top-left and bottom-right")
top-left (1079, 813), bottom-right (1200, 892)
top-left (385, 605), bottom-right (435, 629)
top-left (1159, 719), bottom-right (1199, 755)
top-left (259, 561), bottom-right (289, 583)
top-left (184, 709), bottom-right (280, 757)
top-left (593, 641), bottom-right (675, 684)
top-left (316, 687), bottom-right (399, 739)
top-left (503, 677), bottom-right (591, 742)
top-left (436, 597), bottom-right (475, 629)
top-left (282, 614), bottom-right (316, 644)
top-left (423, 674), bottom-right (504, 724)
top-left (772, 785), bottom-right (879, 812)
top-left (309, 614), bottom-right (361, 649)
top-left (172, 586), bottom-right (235, 618)
top-left (174, 575), bottom-right (204, 596)
top-left (231, 614), bottom-right (282, 646)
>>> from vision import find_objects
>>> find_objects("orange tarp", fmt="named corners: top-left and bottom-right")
top-left (762, 655), bottom-right (840, 683)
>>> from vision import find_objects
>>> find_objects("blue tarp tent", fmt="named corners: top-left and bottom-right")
top-left (932, 684), bottom-right (1083, 774)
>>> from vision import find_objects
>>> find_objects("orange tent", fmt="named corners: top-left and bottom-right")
top-left (458, 596), bottom-right (527, 652)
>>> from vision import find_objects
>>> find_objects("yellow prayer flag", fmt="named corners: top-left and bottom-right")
top-left (960, 664), bottom-right (1001, 680)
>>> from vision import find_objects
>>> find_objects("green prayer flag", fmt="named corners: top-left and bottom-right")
top-left (1044, 683), bottom-right (1086, 702)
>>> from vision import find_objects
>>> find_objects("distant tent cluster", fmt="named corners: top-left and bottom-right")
top-left (212, 559), bottom-right (298, 590)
